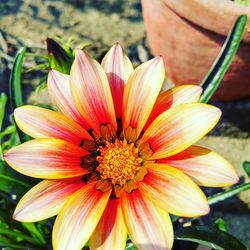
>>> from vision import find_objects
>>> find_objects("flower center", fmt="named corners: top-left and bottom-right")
top-left (96, 139), bottom-right (143, 186)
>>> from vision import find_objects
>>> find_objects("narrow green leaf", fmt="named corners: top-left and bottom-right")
top-left (243, 161), bottom-right (250, 178)
top-left (208, 182), bottom-right (250, 205)
top-left (9, 46), bottom-right (27, 109)
top-left (126, 242), bottom-right (137, 250)
top-left (175, 226), bottom-right (247, 250)
top-left (0, 93), bottom-right (7, 160)
top-left (215, 218), bottom-right (227, 232)
top-left (0, 242), bottom-right (34, 249)
top-left (9, 47), bottom-right (30, 143)
top-left (200, 15), bottom-right (247, 103)
top-left (21, 223), bottom-right (46, 245)
top-left (0, 228), bottom-right (41, 245)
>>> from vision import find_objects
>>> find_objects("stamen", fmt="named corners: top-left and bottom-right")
top-left (96, 139), bottom-right (142, 186)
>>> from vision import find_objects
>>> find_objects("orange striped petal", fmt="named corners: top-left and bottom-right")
top-left (14, 105), bottom-right (92, 145)
top-left (70, 50), bottom-right (117, 139)
top-left (122, 57), bottom-right (165, 142)
top-left (52, 183), bottom-right (111, 250)
top-left (139, 103), bottom-right (221, 160)
top-left (13, 179), bottom-right (84, 222)
top-left (47, 69), bottom-right (89, 129)
top-left (157, 145), bottom-right (239, 187)
top-left (139, 164), bottom-right (209, 217)
top-left (121, 189), bottom-right (173, 250)
top-left (144, 85), bottom-right (202, 130)
top-left (101, 43), bottom-right (133, 118)
top-left (89, 198), bottom-right (127, 250)
top-left (4, 138), bottom-right (89, 179)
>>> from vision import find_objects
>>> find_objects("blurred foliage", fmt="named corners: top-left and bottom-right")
top-left (235, 0), bottom-right (250, 6)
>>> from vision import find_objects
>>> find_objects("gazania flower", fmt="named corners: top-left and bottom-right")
top-left (4, 43), bottom-right (238, 250)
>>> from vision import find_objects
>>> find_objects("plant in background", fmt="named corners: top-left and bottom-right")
top-left (0, 15), bottom-right (250, 250)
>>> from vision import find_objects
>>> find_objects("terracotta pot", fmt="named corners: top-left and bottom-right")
top-left (142, 0), bottom-right (250, 100)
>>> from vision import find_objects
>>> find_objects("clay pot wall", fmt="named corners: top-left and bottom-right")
top-left (142, 0), bottom-right (250, 100)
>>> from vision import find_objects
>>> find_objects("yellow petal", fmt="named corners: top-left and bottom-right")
top-left (70, 50), bottom-right (117, 139)
top-left (121, 189), bottom-right (173, 250)
top-left (101, 43), bottom-right (133, 118)
top-left (122, 56), bottom-right (165, 142)
top-left (157, 145), bottom-right (239, 187)
top-left (52, 183), bottom-right (111, 250)
top-left (139, 103), bottom-right (221, 159)
top-left (13, 179), bottom-right (84, 222)
top-left (14, 105), bottom-right (92, 145)
top-left (4, 138), bottom-right (89, 179)
top-left (89, 198), bottom-right (127, 250)
top-left (139, 164), bottom-right (209, 217)
top-left (47, 69), bottom-right (90, 129)
top-left (144, 85), bottom-right (202, 130)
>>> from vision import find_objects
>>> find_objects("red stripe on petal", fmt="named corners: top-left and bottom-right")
top-left (48, 69), bottom-right (90, 129)
top-left (13, 178), bottom-right (84, 222)
top-left (70, 50), bottom-right (117, 139)
top-left (139, 164), bottom-right (209, 217)
top-left (157, 145), bottom-right (239, 187)
top-left (4, 138), bottom-right (89, 179)
top-left (14, 105), bottom-right (92, 145)
top-left (121, 189), bottom-right (173, 250)
top-left (144, 85), bottom-right (202, 130)
top-left (52, 182), bottom-right (111, 250)
top-left (89, 198), bottom-right (127, 250)
top-left (139, 103), bottom-right (221, 159)
top-left (122, 57), bottom-right (165, 142)
top-left (102, 43), bottom-right (133, 119)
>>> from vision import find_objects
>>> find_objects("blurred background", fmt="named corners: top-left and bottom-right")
top-left (0, 0), bottom-right (250, 248)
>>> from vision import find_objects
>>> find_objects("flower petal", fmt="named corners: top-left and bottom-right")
top-left (89, 198), bottom-right (127, 250)
top-left (47, 69), bottom-right (89, 129)
top-left (70, 50), bottom-right (117, 139)
top-left (101, 43), bottom-right (133, 118)
top-left (144, 85), bottom-right (202, 130)
top-left (122, 57), bottom-right (165, 142)
top-left (157, 145), bottom-right (239, 187)
top-left (14, 105), bottom-right (92, 145)
top-left (13, 179), bottom-right (84, 222)
top-left (139, 103), bottom-right (221, 160)
top-left (121, 189), bottom-right (173, 250)
top-left (52, 183), bottom-right (111, 250)
top-left (4, 138), bottom-right (89, 179)
top-left (139, 164), bottom-right (209, 217)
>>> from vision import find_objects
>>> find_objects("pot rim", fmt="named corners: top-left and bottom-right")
top-left (162, 0), bottom-right (250, 43)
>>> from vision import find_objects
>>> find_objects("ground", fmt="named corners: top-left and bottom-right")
top-left (0, 0), bottom-right (250, 247)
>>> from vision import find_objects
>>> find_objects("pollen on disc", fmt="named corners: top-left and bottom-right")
top-left (96, 139), bottom-right (142, 186)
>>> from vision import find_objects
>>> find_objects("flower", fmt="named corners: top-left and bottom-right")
top-left (4, 43), bottom-right (238, 250)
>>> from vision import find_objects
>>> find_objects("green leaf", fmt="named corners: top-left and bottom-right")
top-left (175, 226), bottom-right (247, 250)
top-left (46, 37), bottom-right (74, 74)
top-left (235, 0), bottom-right (250, 7)
top-left (208, 182), bottom-right (250, 205)
top-left (243, 161), bottom-right (250, 178)
top-left (215, 218), bottom-right (227, 232)
top-left (0, 161), bottom-right (32, 198)
top-left (0, 93), bottom-right (7, 160)
top-left (200, 15), bottom-right (247, 103)
top-left (21, 223), bottom-right (46, 245)
top-left (9, 47), bottom-right (27, 109)
top-left (126, 242), bottom-right (137, 250)
top-left (9, 47), bottom-right (29, 143)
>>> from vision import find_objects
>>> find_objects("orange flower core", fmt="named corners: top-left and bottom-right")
top-left (96, 139), bottom-right (143, 186)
